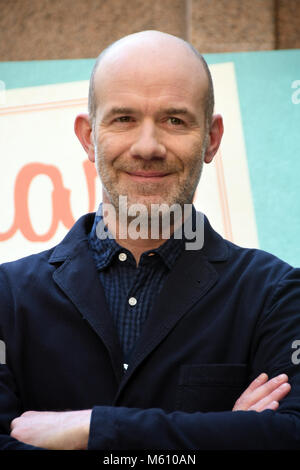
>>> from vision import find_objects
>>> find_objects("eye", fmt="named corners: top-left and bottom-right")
top-left (168, 117), bottom-right (184, 126)
top-left (114, 116), bottom-right (133, 123)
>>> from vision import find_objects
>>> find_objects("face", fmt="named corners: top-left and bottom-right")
top-left (92, 40), bottom-right (210, 214)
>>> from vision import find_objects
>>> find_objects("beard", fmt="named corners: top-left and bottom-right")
top-left (94, 135), bottom-right (208, 218)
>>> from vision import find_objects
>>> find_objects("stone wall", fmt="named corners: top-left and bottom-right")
top-left (0, 0), bottom-right (299, 60)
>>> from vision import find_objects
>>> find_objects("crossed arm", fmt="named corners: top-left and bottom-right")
top-left (9, 372), bottom-right (291, 450)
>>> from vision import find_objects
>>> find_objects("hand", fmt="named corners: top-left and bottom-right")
top-left (10, 409), bottom-right (92, 450)
top-left (232, 372), bottom-right (291, 412)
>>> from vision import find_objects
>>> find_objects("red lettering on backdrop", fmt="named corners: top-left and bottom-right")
top-left (82, 159), bottom-right (98, 213)
top-left (0, 161), bottom-right (98, 242)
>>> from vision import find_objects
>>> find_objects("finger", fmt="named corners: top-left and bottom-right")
top-left (10, 417), bottom-right (19, 430)
top-left (249, 382), bottom-right (291, 412)
top-left (233, 373), bottom-right (288, 411)
top-left (21, 410), bottom-right (35, 417)
top-left (233, 373), bottom-right (269, 410)
top-left (232, 373), bottom-right (268, 410)
top-left (249, 373), bottom-right (288, 405)
top-left (245, 373), bottom-right (269, 393)
top-left (262, 400), bottom-right (279, 411)
top-left (252, 374), bottom-right (289, 406)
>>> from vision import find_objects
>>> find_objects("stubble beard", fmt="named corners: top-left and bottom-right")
top-left (94, 136), bottom-right (208, 223)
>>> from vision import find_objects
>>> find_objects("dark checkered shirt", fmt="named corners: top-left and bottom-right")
top-left (88, 204), bottom-right (185, 364)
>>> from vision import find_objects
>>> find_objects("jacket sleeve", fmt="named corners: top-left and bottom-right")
top-left (87, 267), bottom-right (300, 450)
top-left (0, 267), bottom-right (44, 450)
top-left (0, 363), bottom-right (45, 450)
top-left (88, 405), bottom-right (300, 450)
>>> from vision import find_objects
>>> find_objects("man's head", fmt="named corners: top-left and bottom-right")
top-left (88, 32), bottom-right (215, 134)
top-left (75, 30), bottom-right (223, 212)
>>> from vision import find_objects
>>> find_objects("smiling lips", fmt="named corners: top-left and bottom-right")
top-left (125, 171), bottom-right (171, 181)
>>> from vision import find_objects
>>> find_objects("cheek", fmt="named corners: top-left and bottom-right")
top-left (173, 141), bottom-right (203, 172)
top-left (98, 134), bottom-right (129, 164)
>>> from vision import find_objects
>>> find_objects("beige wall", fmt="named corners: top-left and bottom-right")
top-left (0, 0), bottom-right (299, 61)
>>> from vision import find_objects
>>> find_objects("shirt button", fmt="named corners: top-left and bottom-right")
top-left (128, 297), bottom-right (137, 306)
top-left (118, 253), bottom-right (127, 262)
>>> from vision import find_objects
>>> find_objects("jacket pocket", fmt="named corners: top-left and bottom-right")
top-left (176, 363), bottom-right (248, 413)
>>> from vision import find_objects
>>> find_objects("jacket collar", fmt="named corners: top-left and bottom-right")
top-left (49, 213), bottom-right (95, 264)
top-left (48, 211), bottom-right (229, 388)
top-left (49, 212), bottom-right (229, 265)
top-left (201, 214), bottom-right (229, 262)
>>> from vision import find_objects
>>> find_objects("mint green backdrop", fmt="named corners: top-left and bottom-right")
top-left (1, 49), bottom-right (299, 266)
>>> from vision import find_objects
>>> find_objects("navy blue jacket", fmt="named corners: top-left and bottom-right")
top-left (0, 213), bottom-right (300, 450)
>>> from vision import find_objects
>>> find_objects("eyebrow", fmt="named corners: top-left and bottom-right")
top-left (162, 108), bottom-right (197, 120)
top-left (102, 106), bottom-right (198, 122)
top-left (163, 107), bottom-right (189, 115)
top-left (102, 107), bottom-right (136, 120)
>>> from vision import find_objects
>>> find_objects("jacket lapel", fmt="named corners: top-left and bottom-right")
top-left (115, 215), bottom-right (229, 397)
top-left (48, 213), bottom-right (229, 393)
top-left (49, 214), bottom-right (124, 383)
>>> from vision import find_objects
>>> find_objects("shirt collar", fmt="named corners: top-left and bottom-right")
top-left (88, 211), bottom-right (121, 270)
top-left (88, 203), bottom-right (188, 271)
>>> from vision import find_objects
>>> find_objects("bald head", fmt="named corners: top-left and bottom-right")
top-left (88, 30), bottom-right (214, 131)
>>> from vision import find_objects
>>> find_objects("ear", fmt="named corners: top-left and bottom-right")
top-left (74, 114), bottom-right (95, 163)
top-left (204, 114), bottom-right (224, 164)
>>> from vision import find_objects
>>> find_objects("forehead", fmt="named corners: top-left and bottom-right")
top-left (93, 41), bottom-right (208, 115)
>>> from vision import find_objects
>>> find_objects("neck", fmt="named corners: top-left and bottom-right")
top-left (101, 195), bottom-right (185, 265)
top-left (106, 215), bottom-right (177, 266)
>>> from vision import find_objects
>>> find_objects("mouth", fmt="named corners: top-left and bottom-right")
top-left (125, 171), bottom-right (172, 182)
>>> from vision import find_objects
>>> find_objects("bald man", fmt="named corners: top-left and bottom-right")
top-left (1, 31), bottom-right (300, 450)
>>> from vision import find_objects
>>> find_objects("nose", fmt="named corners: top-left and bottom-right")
top-left (129, 120), bottom-right (166, 160)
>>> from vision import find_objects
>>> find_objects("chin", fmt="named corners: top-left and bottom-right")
top-left (127, 194), bottom-right (177, 209)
